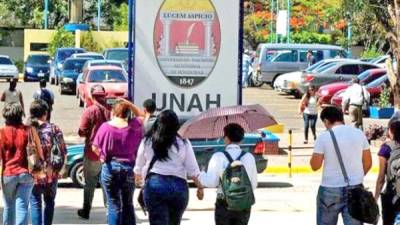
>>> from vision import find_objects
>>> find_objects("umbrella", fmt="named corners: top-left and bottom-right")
top-left (179, 104), bottom-right (277, 139)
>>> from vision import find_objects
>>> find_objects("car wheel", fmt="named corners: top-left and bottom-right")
top-left (251, 72), bottom-right (263, 88)
top-left (294, 91), bottom-right (302, 99)
top-left (271, 74), bottom-right (281, 88)
top-left (70, 161), bottom-right (85, 188)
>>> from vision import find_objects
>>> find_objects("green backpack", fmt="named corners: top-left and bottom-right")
top-left (220, 151), bottom-right (255, 211)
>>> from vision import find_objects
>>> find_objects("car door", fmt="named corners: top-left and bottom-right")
top-left (334, 64), bottom-right (361, 82)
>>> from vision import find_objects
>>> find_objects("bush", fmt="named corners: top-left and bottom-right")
top-left (360, 47), bottom-right (382, 59)
top-left (14, 60), bottom-right (23, 73)
top-left (48, 28), bottom-right (75, 56)
top-left (81, 31), bottom-right (100, 52)
top-left (377, 86), bottom-right (392, 108)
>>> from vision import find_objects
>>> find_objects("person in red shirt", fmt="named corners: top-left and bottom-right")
top-left (77, 85), bottom-right (111, 219)
top-left (0, 102), bottom-right (43, 225)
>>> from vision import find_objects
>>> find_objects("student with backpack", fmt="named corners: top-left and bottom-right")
top-left (199, 123), bottom-right (257, 225)
top-left (33, 79), bottom-right (54, 121)
top-left (375, 121), bottom-right (400, 225)
top-left (28, 100), bottom-right (66, 225)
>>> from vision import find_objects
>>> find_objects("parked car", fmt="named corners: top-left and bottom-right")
top-left (274, 58), bottom-right (352, 98)
top-left (330, 75), bottom-right (390, 109)
top-left (59, 58), bottom-right (90, 95)
top-left (24, 54), bottom-right (51, 82)
top-left (299, 61), bottom-right (380, 93)
top-left (71, 52), bottom-right (105, 60)
top-left (0, 55), bottom-right (19, 80)
top-left (65, 133), bottom-right (269, 187)
top-left (50, 48), bottom-right (86, 85)
top-left (370, 55), bottom-right (390, 68)
top-left (317, 68), bottom-right (386, 105)
top-left (252, 43), bottom-right (346, 87)
top-left (76, 60), bottom-right (126, 97)
top-left (77, 65), bottom-right (128, 107)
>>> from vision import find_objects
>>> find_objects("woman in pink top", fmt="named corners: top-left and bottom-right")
top-left (134, 110), bottom-right (204, 225)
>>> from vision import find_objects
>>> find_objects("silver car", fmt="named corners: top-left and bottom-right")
top-left (299, 60), bottom-right (380, 93)
top-left (0, 55), bottom-right (19, 80)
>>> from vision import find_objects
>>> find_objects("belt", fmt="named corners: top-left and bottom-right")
top-left (350, 104), bottom-right (362, 107)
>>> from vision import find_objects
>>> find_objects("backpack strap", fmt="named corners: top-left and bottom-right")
top-left (236, 151), bottom-right (247, 161)
top-left (222, 151), bottom-right (234, 164)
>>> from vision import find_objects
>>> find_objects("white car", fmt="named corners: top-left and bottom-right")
top-left (71, 52), bottom-right (105, 60)
top-left (0, 55), bottom-right (19, 80)
top-left (273, 71), bottom-right (302, 95)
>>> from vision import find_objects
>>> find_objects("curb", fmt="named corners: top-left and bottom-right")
top-left (264, 166), bottom-right (379, 174)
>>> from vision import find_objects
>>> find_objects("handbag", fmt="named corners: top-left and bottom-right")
top-left (26, 127), bottom-right (43, 174)
top-left (137, 156), bottom-right (158, 215)
top-left (328, 129), bottom-right (379, 224)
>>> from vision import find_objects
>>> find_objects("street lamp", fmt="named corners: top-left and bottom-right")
top-left (286, 0), bottom-right (291, 43)
top-left (97, 0), bottom-right (101, 31)
top-left (346, 12), bottom-right (352, 58)
top-left (44, 0), bottom-right (49, 29)
top-left (270, 0), bottom-right (274, 43)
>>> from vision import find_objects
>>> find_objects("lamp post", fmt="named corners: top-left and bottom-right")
top-left (44, 0), bottom-right (48, 29)
top-left (286, 0), bottom-right (291, 43)
top-left (270, 0), bottom-right (274, 43)
top-left (276, 0), bottom-right (279, 43)
top-left (97, 0), bottom-right (101, 31)
top-left (127, 0), bottom-right (135, 102)
top-left (346, 12), bottom-right (352, 58)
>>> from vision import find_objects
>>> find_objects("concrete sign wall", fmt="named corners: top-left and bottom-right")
top-left (135, 0), bottom-right (241, 117)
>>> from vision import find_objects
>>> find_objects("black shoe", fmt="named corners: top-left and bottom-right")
top-left (77, 209), bottom-right (90, 220)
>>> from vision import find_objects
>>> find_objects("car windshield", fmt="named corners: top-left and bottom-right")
top-left (315, 62), bottom-right (338, 73)
top-left (0, 57), bottom-right (13, 65)
top-left (366, 75), bottom-right (387, 88)
top-left (106, 50), bottom-right (128, 61)
top-left (28, 55), bottom-right (50, 64)
top-left (57, 49), bottom-right (85, 61)
top-left (305, 60), bottom-right (326, 72)
top-left (64, 60), bottom-right (87, 71)
top-left (89, 70), bottom-right (126, 83)
top-left (77, 55), bottom-right (104, 60)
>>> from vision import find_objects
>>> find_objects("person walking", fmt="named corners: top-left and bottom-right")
top-left (1, 79), bottom-right (24, 109)
top-left (310, 106), bottom-right (372, 225)
top-left (199, 123), bottom-right (257, 225)
top-left (142, 99), bottom-right (157, 133)
top-left (242, 50), bottom-right (252, 88)
top-left (0, 102), bottom-right (43, 225)
top-left (299, 85), bottom-right (319, 144)
top-left (375, 121), bottom-right (400, 225)
top-left (33, 79), bottom-right (54, 121)
top-left (342, 78), bottom-right (370, 131)
top-left (77, 85), bottom-right (111, 219)
top-left (92, 99), bottom-right (144, 225)
top-left (134, 110), bottom-right (204, 225)
top-left (28, 100), bottom-right (66, 225)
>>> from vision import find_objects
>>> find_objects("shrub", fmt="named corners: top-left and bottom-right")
top-left (81, 31), bottom-right (100, 52)
top-left (48, 28), bottom-right (75, 56)
top-left (360, 47), bottom-right (382, 59)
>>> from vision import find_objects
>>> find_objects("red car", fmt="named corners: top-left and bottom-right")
top-left (330, 75), bottom-right (389, 108)
top-left (77, 65), bottom-right (128, 107)
top-left (317, 69), bottom-right (386, 105)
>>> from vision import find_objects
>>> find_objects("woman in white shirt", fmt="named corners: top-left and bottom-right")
top-left (299, 86), bottom-right (319, 144)
top-left (134, 110), bottom-right (203, 225)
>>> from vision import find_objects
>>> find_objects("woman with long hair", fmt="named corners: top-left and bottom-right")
top-left (375, 120), bottom-right (400, 225)
top-left (93, 99), bottom-right (144, 225)
top-left (134, 110), bottom-right (204, 225)
top-left (0, 102), bottom-right (43, 225)
top-left (299, 85), bottom-right (319, 144)
top-left (28, 100), bottom-right (66, 225)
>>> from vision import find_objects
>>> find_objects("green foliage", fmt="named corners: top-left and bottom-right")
top-left (48, 28), bottom-right (75, 56)
top-left (81, 31), bottom-right (100, 52)
top-left (291, 32), bottom-right (332, 44)
top-left (360, 47), bottom-right (382, 59)
top-left (378, 86), bottom-right (392, 108)
top-left (14, 60), bottom-right (24, 73)
top-left (112, 3), bottom-right (128, 31)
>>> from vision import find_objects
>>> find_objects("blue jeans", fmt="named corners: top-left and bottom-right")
top-left (144, 174), bottom-right (189, 225)
top-left (2, 173), bottom-right (34, 225)
top-left (30, 181), bottom-right (58, 225)
top-left (303, 113), bottom-right (317, 141)
top-left (101, 161), bottom-right (135, 225)
top-left (317, 186), bottom-right (362, 225)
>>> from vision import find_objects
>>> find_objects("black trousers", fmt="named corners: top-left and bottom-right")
top-left (215, 199), bottom-right (251, 225)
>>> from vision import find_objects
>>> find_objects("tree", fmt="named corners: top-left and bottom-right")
top-left (48, 28), bottom-right (75, 56)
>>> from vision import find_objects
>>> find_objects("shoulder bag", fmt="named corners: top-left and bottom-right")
top-left (328, 129), bottom-right (379, 224)
top-left (26, 127), bottom-right (43, 174)
top-left (137, 156), bottom-right (157, 215)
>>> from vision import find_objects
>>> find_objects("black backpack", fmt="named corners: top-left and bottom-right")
top-left (387, 142), bottom-right (400, 204)
top-left (49, 125), bottom-right (65, 172)
top-left (40, 89), bottom-right (53, 108)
